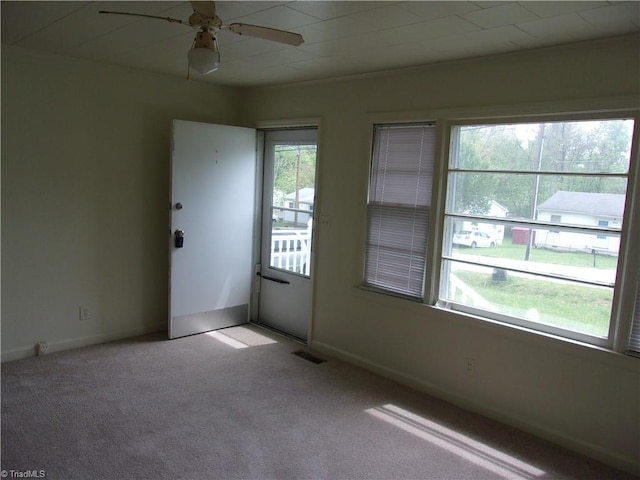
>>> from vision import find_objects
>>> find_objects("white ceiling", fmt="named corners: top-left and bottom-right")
top-left (2, 1), bottom-right (639, 87)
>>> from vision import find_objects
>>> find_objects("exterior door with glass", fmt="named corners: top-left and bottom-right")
top-left (258, 129), bottom-right (317, 341)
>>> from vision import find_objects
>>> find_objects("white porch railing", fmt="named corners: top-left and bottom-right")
top-left (448, 274), bottom-right (494, 309)
top-left (448, 272), bottom-right (541, 322)
top-left (270, 229), bottom-right (311, 275)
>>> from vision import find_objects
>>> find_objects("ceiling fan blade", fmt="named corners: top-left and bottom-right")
top-left (190, 1), bottom-right (216, 19)
top-left (227, 23), bottom-right (304, 46)
top-left (98, 10), bottom-right (186, 26)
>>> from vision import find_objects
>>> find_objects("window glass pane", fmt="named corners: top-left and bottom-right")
top-left (442, 259), bottom-right (613, 338)
top-left (270, 144), bottom-right (316, 276)
top-left (448, 172), bottom-right (627, 224)
top-left (445, 218), bottom-right (619, 286)
top-left (442, 118), bottom-right (634, 342)
top-left (454, 120), bottom-right (633, 174)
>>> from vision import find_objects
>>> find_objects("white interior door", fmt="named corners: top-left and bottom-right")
top-left (169, 120), bottom-right (256, 339)
top-left (258, 128), bottom-right (317, 341)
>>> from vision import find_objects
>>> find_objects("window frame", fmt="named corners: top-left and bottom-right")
top-left (363, 106), bottom-right (640, 354)
top-left (438, 112), bottom-right (638, 349)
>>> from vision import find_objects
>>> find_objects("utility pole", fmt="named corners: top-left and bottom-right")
top-left (525, 123), bottom-right (545, 261)
top-left (294, 146), bottom-right (301, 226)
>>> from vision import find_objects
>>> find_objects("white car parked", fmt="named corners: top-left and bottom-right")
top-left (453, 230), bottom-right (497, 248)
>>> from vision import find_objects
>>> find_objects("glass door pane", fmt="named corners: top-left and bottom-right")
top-left (269, 143), bottom-right (317, 277)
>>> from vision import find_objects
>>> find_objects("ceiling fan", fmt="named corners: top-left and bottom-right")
top-left (99, 1), bottom-right (304, 74)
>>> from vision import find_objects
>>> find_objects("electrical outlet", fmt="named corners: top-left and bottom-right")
top-left (464, 357), bottom-right (475, 376)
top-left (36, 341), bottom-right (48, 356)
top-left (79, 306), bottom-right (90, 322)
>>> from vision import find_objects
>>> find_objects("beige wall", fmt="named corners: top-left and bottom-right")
top-left (241, 35), bottom-right (640, 474)
top-left (1, 46), bottom-right (241, 359)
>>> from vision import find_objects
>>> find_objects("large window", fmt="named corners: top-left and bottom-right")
top-left (441, 118), bottom-right (634, 345)
top-left (364, 124), bottom-right (436, 298)
top-left (364, 115), bottom-right (640, 352)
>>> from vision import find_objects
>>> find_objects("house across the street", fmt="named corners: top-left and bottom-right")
top-left (281, 187), bottom-right (314, 225)
top-left (534, 191), bottom-right (625, 254)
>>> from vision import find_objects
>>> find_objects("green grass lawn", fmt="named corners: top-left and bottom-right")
top-left (457, 242), bottom-right (618, 270)
top-left (452, 269), bottom-right (612, 337)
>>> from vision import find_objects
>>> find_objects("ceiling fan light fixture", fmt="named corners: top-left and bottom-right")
top-left (188, 47), bottom-right (220, 74)
top-left (188, 30), bottom-right (220, 74)
top-left (99, 2), bottom-right (305, 76)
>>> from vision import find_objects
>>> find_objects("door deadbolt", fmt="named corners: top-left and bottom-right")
top-left (174, 229), bottom-right (185, 248)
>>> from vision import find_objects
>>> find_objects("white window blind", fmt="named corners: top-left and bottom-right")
top-left (629, 274), bottom-right (640, 354)
top-left (364, 124), bottom-right (436, 298)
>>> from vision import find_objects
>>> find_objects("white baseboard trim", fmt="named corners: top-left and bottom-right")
top-left (311, 340), bottom-right (640, 477)
top-left (1, 322), bottom-right (167, 363)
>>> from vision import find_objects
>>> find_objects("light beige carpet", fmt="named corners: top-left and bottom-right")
top-left (1, 325), bottom-right (634, 480)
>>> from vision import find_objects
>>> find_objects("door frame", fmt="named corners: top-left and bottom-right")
top-left (249, 118), bottom-right (323, 343)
